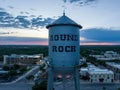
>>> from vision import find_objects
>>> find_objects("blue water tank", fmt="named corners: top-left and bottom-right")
top-left (46, 14), bottom-right (82, 74)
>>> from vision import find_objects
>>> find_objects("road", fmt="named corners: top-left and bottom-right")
top-left (80, 83), bottom-right (120, 90)
top-left (1, 80), bottom-right (119, 90)
top-left (0, 82), bottom-right (32, 90)
top-left (54, 79), bottom-right (120, 90)
top-left (0, 65), bottom-right (40, 90)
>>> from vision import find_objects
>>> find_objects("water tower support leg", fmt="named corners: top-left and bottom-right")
top-left (74, 68), bottom-right (80, 90)
top-left (47, 68), bottom-right (54, 90)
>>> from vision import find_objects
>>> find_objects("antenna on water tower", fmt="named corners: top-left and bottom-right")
top-left (63, 9), bottom-right (65, 16)
top-left (62, 0), bottom-right (66, 16)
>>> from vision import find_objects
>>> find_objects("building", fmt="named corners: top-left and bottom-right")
top-left (80, 68), bottom-right (88, 77)
top-left (104, 51), bottom-right (118, 57)
top-left (90, 51), bottom-right (120, 61)
top-left (3, 54), bottom-right (43, 65)
top-left (106, 62), bottom-right (120, 80)
top-left (79, 57), bottom-right (86, 65)
top-left (106, 62), bottom-right (120, 72)
top-left (0, 70), bottom-right (8, 77)
top-left (88, 68), bottom-right (114, 83)
top-left (80, 63), bottom-right (114, 83)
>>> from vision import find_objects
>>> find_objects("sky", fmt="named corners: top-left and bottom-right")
top-left (0, 0), bottom-right (120, 45)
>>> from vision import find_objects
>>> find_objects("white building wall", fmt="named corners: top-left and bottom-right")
top-left (3, 55), bottom-right (8, 64)
top-left (89, 72), bottom-right (114, 83)
top-left (3, 54), bottom-right (43, 65)
top-left (90, 51), bottom-right (120, 61)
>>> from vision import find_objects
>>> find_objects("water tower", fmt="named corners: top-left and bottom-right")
top-left (46, 13), bottom-right (82, 90)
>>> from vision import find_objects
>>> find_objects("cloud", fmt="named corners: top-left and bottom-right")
top-left (8, 6), bottom-right (14, 9)
top-left (20, 12), bottom-right (24, 14)
top-left (63, 0), bottom-right (97, 6)
top-left (25, 12), bottom-right (29, 14)
top-left (0, 36), bottom-right (47, 42)
top-left (0, 11), bottom-right (15, 27)
top-left (0, 7), bottom-right (5, 11)
top-left (0, 32), bottom-right (10, 34)
top-left (0, 31), bottom-right (15, 35)
top-left (20, 11), bottom-right (29, 14)
top-left (81, 28), bottom-right (120, 43)
top-left (30, 8), bottom-right (35, 11)
top-left (30, 15), bottom-right (36, 18)
top-left (14, 15), bottom-right (31, 28)
top-left (0, 7), bottom-right (55, 30)
top-left (31, 17), bottom-right (55, 29)
top-left (63, 0), bottom-right (67, 3)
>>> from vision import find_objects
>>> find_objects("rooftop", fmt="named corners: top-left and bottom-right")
top-left (89, 68), bottom-right (113, 74)
top-left (87, 63), bottom-right (114, 74)
top-left (46, 13), bottom-right (82, 29)
top-left (4, 54), bottom-right (42, 58)
top-left (106, 62), bottom-right (120, 69)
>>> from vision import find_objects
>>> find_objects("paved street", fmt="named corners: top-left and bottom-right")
top-left (1, 78), bottom-right (120, 90)
top-left (0, 76), bottom-right (120, 90)
top-left (80, 83), bottom-right (120, 90)
top-left (0, 82), bottom-right (33, 90)
top-left (54, 79), bottom-right (120, 90)
top-left (0, 65), bottom-right (40, 90)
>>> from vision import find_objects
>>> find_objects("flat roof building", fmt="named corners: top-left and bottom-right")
top-left (90, 51), bottom-right (120, 61)
top-left (3, 54), bottom-right (43, 65)
top-left (88, 64), bottom-right (114, 83)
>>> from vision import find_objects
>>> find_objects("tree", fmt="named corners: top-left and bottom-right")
top-left (80, 63), bottom-right (88, 67)
top-left (40, 64), bottom-right (46, 72)
top-left (26, 75), bottom-right (34, 81)
top-left (3, 73), bottom-right (10, 79)
top-left (118, 87), bottom-right (120, 90)
top-left (13, 64), bottom-right (20, 70)
top-left (102, 87), bottom-right (106, 90)
top-left (0, 55), bottom-right (3, 61)
top-left (32, 81), bottom-right (47, 90)
top-left (8, 70), bottom-right (17, 76)
top-left (2, 66), bottom-right (9, 71)
top-left (19, 67), bottom-right (27, 73)
top-left (87, 56), bottom-right (96, 62)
